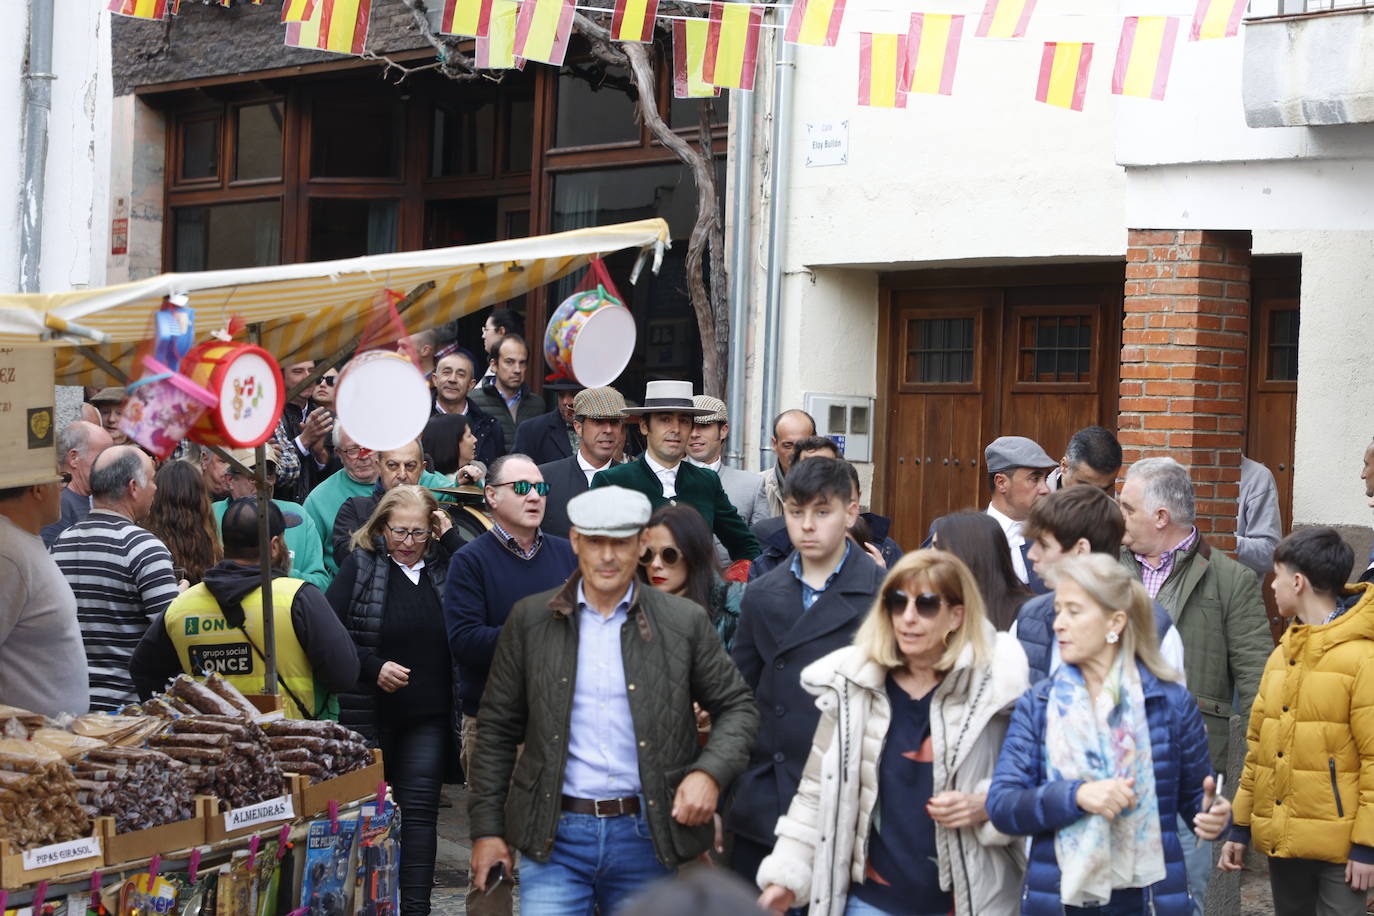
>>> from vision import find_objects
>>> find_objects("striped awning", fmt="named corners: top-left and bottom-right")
top-left (0, 219), bottom-right (670, 385)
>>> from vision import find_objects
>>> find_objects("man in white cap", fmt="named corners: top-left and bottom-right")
top-left (590, 381), bottom-right (760, 563)
top-left (467, 486), bottom-right (757, 914)
top-left (984, 434), bottom-right (1058, 594)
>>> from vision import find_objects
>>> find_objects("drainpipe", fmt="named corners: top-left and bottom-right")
top-left (758, 25), bottom-right (794, 469)
top-left (723, 85), bottom-right (754, 469)
top-left (20, 0), bottom-right (55, 293)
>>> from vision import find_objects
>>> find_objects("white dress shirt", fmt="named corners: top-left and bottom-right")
top-left (986, 502), bottom-right (1029, 585)
top-left (644, 453), bottom-right (679, 499)
top-left (687, 456), bottom-right (723, 473)
top-left (577, 450), bottom-right (612, 487)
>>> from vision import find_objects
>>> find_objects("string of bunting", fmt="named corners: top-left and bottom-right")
top-left (107, 0), bottom-right (1250, 108)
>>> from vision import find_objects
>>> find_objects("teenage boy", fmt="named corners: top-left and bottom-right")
top-left (1220, 527), bottom-right (1374, 916)
top-left (726, 457), bottom-right (884, 885)
top-left (1013, 485), bottom-right (1185, 683)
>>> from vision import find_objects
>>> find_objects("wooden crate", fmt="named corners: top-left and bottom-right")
top-left (0, 833), bottom-right (103, 889)
top-left (205, 776), bottom-right (303, 845)
top-left (97, 797), bottom-right (214, 869)
top-left (296, 750), bottom-right (385, 818)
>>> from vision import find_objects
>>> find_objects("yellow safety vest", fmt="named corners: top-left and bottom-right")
top-left (163, 578), bottom-right (334, 720)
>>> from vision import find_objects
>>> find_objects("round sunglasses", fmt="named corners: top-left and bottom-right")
top-left (639, 546), bottom-right (682, 567)
top-left (883, 589), bottom-right (953, 618)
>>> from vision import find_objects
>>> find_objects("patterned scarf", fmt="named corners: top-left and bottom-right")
top-left (1045, 653), bottom-right (1165, 907)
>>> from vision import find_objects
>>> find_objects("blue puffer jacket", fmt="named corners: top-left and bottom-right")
top-left (987, 660), bottom-right (1213, 915)
top-left (1015, 593), bottom-right (1176, 684)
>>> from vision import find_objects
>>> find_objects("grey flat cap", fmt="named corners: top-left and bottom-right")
top-left (984, 436), bottom-right (1056, 473)
top-left (567, 486), bottom-right (651, 538)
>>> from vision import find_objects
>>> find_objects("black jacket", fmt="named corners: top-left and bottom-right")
top-left (468, 384), bottom-right (547, 453)
top-left (514, 408), bottom-right (574, 465)
top-left (432, 398), bottom-right (505, 467)
top-left (536, 454), bottom-right (592, 540)
top-left (725, 549), bottom-right (884, 845)
top-left (128, 560), bottom-right (361, 701)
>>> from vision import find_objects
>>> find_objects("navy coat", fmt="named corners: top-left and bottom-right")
top-left (536, 454), bottom-right (589, 540)
top-left (987, 661), bottom-right (1214, 916)
top-left (725, 550), bottom-right (884, 845)
top-left (514, 409), bottom-right (574, 466)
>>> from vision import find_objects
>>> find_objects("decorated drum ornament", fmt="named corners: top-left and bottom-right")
top-left (180, 341), bottom-right (286, 448)
top-left (120, 356), bottom-right (219, 459)
top-left (334, 349), bottom-right (432, 452)
top-left (543, 287), bottom-right (636, 388)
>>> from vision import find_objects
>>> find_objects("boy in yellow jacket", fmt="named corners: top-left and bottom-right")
top-left (1219, 527), bottom-right (1374, 915)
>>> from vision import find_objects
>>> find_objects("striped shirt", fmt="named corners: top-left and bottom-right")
top-left (1135, 527), bottom-right (1199, 599)
top-left (51, 510), bottom-right (180, 711)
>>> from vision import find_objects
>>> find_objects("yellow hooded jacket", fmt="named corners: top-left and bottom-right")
top-left (1232, 581), bottom-right (1374, 864)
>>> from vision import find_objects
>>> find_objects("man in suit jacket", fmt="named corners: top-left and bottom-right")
top-left (726, 457), bottom-right (884, 885)
top-left (468, 335), bottom-right (547, 451)
top-left (687, 395), bottom-right (769, 567)
top-left (513, 376), bottom-right (581, 466)
top-left (590, 381), bottom-right (760, 562)
top-left (537, 387), bottom-right (628, 539)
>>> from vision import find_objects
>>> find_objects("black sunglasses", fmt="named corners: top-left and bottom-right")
top-left (639, 546), bottom-right (682, 567)
top-left (319, 375), bottom-right (337, 387)
top-left (883, 590), bottom-right (950, 618)
top-left (492, 480), bottom-right (549, 497)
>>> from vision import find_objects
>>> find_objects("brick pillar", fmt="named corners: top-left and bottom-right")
top-left (1118, 230), bottom-right (1251, 552)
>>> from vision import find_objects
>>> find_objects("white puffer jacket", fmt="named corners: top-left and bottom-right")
top-left (755, 624), bottom-right (1029, 916)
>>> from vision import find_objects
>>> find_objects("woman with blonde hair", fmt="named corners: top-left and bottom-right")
top-left (987, 554), bottom-right (1231, 915)
top-left (757, 549), bottom-right (1030, 916)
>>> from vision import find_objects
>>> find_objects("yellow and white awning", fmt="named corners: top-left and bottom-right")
top-left (0, 219), bottom-right (669, 385)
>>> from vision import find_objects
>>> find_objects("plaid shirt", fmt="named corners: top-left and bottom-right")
top-left (491, 521), bottom-right (543, 561)
top-left (1135, 527), bottom-right (1198, 599)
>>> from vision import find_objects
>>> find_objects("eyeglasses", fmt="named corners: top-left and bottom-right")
top-left (639, 546), bottom-right (682, 567)
top-left (339, 446), bottom-right (373, 459)
top-left (883, 590), bottom-right (952, 618)
top-left (491, 480), bottom-right (549, 497)
top-left (386, 525), bottom-right (431, 543)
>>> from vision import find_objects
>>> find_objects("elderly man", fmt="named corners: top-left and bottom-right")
top-left (759, 409), bottom-right (816, 518)
top-left (330, 438), bottom-right (451, 567)
top-left (431, 348), bottom-right (504, 465)
top-left (984, 435), bottom-right (1058, 593)
top-left (213, 445), bottom-right (330, 592)
top-left (303, 427), bottom-right (379, 574)
top-left (539, 387), bottom-right (628, 539)
top-left (196, 442), bottom-right (232, 501)
top-left (469, 335), bottom-right (547, 452)
top-left (0, 468), bottom-right (89, 716)
top-left (51, 445), bottom-right (180, 711)
top-left (41, 420), bottom-right (113, 547)
top-left (467, 486), bottom-right (758, 914)
top-left (591, 380), bottom-right (760, 562)
top-left (89, 387), bottom-right (128, 445)
top-left (1050, 425), bottom-right (1123, 493)
top-left (515, 377), bottom-right (582, 466)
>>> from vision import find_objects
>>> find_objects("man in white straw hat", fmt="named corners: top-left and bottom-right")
top-left (590, 380), bottom-right (760, 562)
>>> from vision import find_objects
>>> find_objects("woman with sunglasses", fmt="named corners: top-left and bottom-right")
top-left (325, 484), bottom-right (464, 916)
top-left (986, 554), bottom-right (1230, 915)
top-left (639, 504), bottom-right (745, 650)
top-left (757, 549), bottom-right (1030, 916)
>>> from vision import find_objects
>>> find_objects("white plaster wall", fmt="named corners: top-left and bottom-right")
top-left (0, 5), bottom-right (30, 293)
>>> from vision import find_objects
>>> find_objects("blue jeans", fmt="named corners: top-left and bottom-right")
top-left (518, 810), bottom-right (673, 915)
top-left (844, 893), bottom-right (948, 916)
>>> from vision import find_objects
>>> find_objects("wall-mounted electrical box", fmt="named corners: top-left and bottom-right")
top-left (803, 394), bottom-right (875, 463)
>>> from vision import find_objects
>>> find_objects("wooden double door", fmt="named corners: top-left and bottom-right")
top-left (877, 272), bottom-right (1124, 547)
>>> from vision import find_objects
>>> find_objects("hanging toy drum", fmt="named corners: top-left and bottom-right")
top-left (120, 356), bottom-right (219, 459)
top-left (334, 349), bottom-right (432, 452)
top-left (180, 341), bottom-right (285, 448)
top-left (543, 287), bottom-right (636, 388)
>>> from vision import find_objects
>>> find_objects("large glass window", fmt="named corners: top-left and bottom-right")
top-left (555, 60), bottom-right (639, 148)
top-left (173, 201), bottom-right (282, 271)
top-left (906, 318), bottom-right (975, 384)
top-left (433, 92), bottom-right (497, 178)
top-left (311, 94), bottom-right (402, 178)
top-left (178, 115), bottom-right (220, 183)
top-left (234, 102), bottom-right (284, 182)
top-left (307, 199), bottom-right (398, 260)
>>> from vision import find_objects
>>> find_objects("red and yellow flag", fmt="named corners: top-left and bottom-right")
top-left (439, 0), bottom-right (492, 37)
top-left (280, 0), bottom-right (317, 22)
top-left (1113, 16), bottom-right (1179, 101)
top-left (514, 0), bottom-right (575, 66)
top-left (673, 18), bottom-right (720, 99)
top-left (704, 2), bottom-right (764, 91)
top-left (784, 0), bottom-right (846, 48)
top-left (612, 0), bottom-right (659, 43)
top-left (858, 33), bottom-right (907, 109)
top-left (1190, 0), bottom-right (1246, 40)
top-left (284, 0), bottom-right (372, 55)
top-left (108, 0), bottom-right (170, 20)
top-left (476, 0), bottom-right (524, 69)
top-left (1035, 41), bottom-right (1093, 111)
top-left (905, 13), bottom-right (962, 96)
top-left (975, 0), bottom-right (1035, 39)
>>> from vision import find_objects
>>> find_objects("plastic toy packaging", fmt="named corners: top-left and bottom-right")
top-left (352, 800), bottom-right (400, 916)
top-left (216, 841), bottom-right (281, 916)
top-left (299, 815), bottom-right (360, 916)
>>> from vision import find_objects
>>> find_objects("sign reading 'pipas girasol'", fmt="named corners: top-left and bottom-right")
top-left (0, 347), bottom-right (56, 489)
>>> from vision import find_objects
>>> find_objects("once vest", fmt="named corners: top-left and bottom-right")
top-left (164, 578), bottom-right (335, 720)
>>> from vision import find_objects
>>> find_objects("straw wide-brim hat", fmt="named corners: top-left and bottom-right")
top-left (621, 380), bottom-right (715, 417)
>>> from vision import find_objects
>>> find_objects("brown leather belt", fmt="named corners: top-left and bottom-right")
top-left (560, 794), bottom-right (640, 817)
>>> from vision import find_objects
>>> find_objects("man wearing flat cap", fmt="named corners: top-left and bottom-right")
top-left (590, 381), bottom-right (761, 562)
top-left (984, 435), bottom-right (1058, 594)
top-left (467, 486), bottom-right (758, 914)
top-left (538, 386), bottom-right (629, 539)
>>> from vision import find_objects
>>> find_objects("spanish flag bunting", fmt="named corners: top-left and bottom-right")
top-left (612, 0), bottom-right (660, 44)
top-left (280, 0), bottom-right (318, 23)
top-left (1189, 0), bottom-right (1246, 40)
top-left (858, 33), bottom-right (907, 109)
top-left (514, 0), bottom-right (576, 66)
top-left (1035, 41), bottom-right (1093, 111)
top-left (284, 0), bottom-right (372, 55)
top-left (704, 2), bottom-right (764, 92)
top-left (975, 0), bottom-right (1035, 39)
top-left (1112, 16), bottom-right (1179, 101)
top-left (672, 18), bottom-right (720, 99)
top-left (784, 0), bottom-right (846, 48)
top-left (108, 0), bottom-right (170, 20)
top-left (476, 0), bottom-right (525, 68)
top-left (905, 13), bottom-right (963, 96)
top-left (439, 0), bottom-right (493, 37)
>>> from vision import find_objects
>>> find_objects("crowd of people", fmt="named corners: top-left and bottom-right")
top-left (1, 302), bottom-right (1370, 916)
